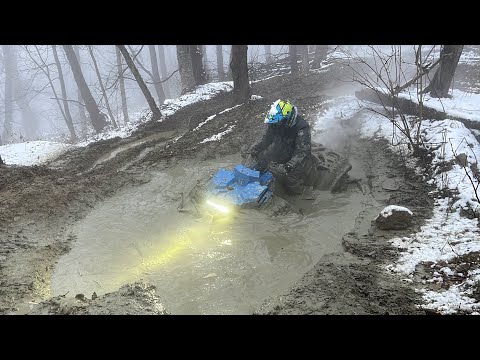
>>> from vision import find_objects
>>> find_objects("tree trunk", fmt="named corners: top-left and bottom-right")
top-left (424, 45), bottom-right (464, 98)
top-left (216, 45), bottom-right (225, 81)
top-left (11, 46), bottom-right (37, 140)
top-left (117, 45), bottom-right (162, 120)
top-left (116, 46), bottom-right (129, 124)
top-left (202, 45), bottom-right (211, 79)
top-left (299, 45), bottom-right (309, 74)
top-left (52, 45), bottom-right (77, 142)
top-left (176, 45), bottom-right (196, 93)
top-left (289, 45), bottom-right (299, 74)
top-left (63, 45), bottom-right (107, 133)
top-left (231, 45), bottom-right (250, 104)
top-left (148, 45), bottom-right (166, 105)
top-left (191, 45), bottom-right (208, 86)
top-left (312, 45), bottom-right (328, 69)
top-left (88, 46), bottom-right (117, 128)
top-left (73, 45), bottom-right (88, 137)
top-left (2, 45), bottom-right (14, 144)
top-left (264, 45), bottom-right (272, 64)
top-left (227, 46), bottom-right (233, 80)
top-left (157, 45), bottom-right (170, 99)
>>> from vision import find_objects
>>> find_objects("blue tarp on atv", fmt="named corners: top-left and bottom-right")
top-left (206, 164), bottom-right (274, 207)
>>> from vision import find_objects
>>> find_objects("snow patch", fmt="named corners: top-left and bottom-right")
top-left (200, 125), bottom-right (236, 143)
top-left (0, 141), bottom-right (72, 166)
top-left (379, 205), bottom-right (413, 218)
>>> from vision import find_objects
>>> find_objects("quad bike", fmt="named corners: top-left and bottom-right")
top-left (177, 141), bottom-right (352, 217)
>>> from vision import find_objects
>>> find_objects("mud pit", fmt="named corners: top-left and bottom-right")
top-left (48, 154), bottom-right (371, 314)
top-left (1, 62), bottom-right (434, 315)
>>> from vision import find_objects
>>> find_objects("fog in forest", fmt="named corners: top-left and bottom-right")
top-left (0, 45), bottom-right (294, 144)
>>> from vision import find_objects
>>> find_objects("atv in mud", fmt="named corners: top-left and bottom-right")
top-left (177, 141), bottom-right (352, 217)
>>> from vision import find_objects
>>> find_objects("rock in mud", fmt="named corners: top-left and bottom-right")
top-left (375, 205), bottom-right (413, 230)
top-left (381, 178), bottom-right (400, 191)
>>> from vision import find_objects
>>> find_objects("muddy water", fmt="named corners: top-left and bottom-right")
top-left (50, 151), bottom-right (368, 314)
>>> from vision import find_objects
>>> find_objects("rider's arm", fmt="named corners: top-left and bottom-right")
top-left (252, 126), bottom-right (274, 154)
top-left (286, 125), bottom-right (311, 171)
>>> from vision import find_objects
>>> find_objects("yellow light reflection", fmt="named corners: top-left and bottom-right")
top-left (111, 200), bottom-right (236, 288)
top-left (206, 199), bottom-right (230, 214)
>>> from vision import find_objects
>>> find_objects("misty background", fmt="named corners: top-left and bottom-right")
top-left (0, 45), bottom-right (436, 146)
top-left (0, 45), bottom-right (294, 144)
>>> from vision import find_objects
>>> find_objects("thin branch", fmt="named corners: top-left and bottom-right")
top-left (393, 55), bottom-right (445, 95)
top-left (50, 97), bottom-right (86, 108)
top-left (122, 69), bottom-right (179, 85)
top-left (127, 45), bottom-right (153, 79)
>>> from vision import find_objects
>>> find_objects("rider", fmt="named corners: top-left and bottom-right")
top-left (249, 99), bottom-right (316, 195)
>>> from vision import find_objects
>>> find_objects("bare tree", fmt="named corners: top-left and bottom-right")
top-left (191, 45), bottom-right (207, 86)
top-left (116, 45), bottom-right (162, 120)
top-left (422, 45), bottom-right (464, 98)
top-left (231, 45), bottom-right (250, 104)
top-left (125, 45), bottom-right (166, 105)
top-left (52, 45), bottom-right (77, 141)
top-left (148, 45), bottom-right (166, 105)
top-left (116, 46), bottom-right (129, 124)
top-left (63, 45), bottom-right (107, 133)
top-left (264, 45), bottom-right (272, 64)
top-left (227, 46), bottom-right (233, 80)
top-left (347, 46), bottom-right (438, 155)
top-left (202, 45), bottom-right (210, 79)
top-left (157, 45), bottom-right (170, 98)
top-left (289, 45), bottom-right (299, 74)
top-left (11, 46), bottom-right (38, 140)
top-left (312, 45), bottom-right (328, 69)
top-left (25, 45), bottom-right (79, 141)
top-left (88, 46), bottom-right (117, 128)
top-left (299, 45), bottom-right (309, 74)
top-left (176, 45), bottom-right (195, 93)
top-left (73, 45), bottom-right (88, 137)
top-left (216, 45), bottom-right (225, 81)
top-left (2, 45), bottom-right (14, 144)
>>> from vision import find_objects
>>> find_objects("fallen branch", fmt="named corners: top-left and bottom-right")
top-left (393, 55), bottom-right (445, 95)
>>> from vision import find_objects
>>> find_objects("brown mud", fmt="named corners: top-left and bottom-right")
top-left (0, 60), bottom-right (436, 315)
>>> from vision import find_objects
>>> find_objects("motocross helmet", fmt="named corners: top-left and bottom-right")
top-left (264, 99), bottom-right (297, 127)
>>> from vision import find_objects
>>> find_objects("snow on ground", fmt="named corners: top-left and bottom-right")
top-left (397, 88), bottom-right (480, 123)
top-left (200, 125), bottom-right (236, 144)
top-left (459, 49), bottom-right (480, 65)
top-left (315, 93), bottom-right (480, 314)
top-left (194, 104), bottom-right (243, 132)
top-left (0, 81), bottom-right (235, 166)
top-left (161, 82), bottom-right (233, 117)
top-left (0, 141), bottom-right (72, 166)
top-left (386, 197), bottom-right (480, 275)
top-left (422, 119), bottom-right (480, 212)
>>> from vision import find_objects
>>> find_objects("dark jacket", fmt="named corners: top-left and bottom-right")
top-left (252, 110), bottom-right (312, 171)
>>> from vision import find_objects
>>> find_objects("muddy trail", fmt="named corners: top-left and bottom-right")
top-left (0, 60), bottom-right (435, 315)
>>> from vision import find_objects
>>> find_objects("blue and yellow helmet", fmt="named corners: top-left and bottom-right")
top-left (264, 99), bottom-right (295, 126)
